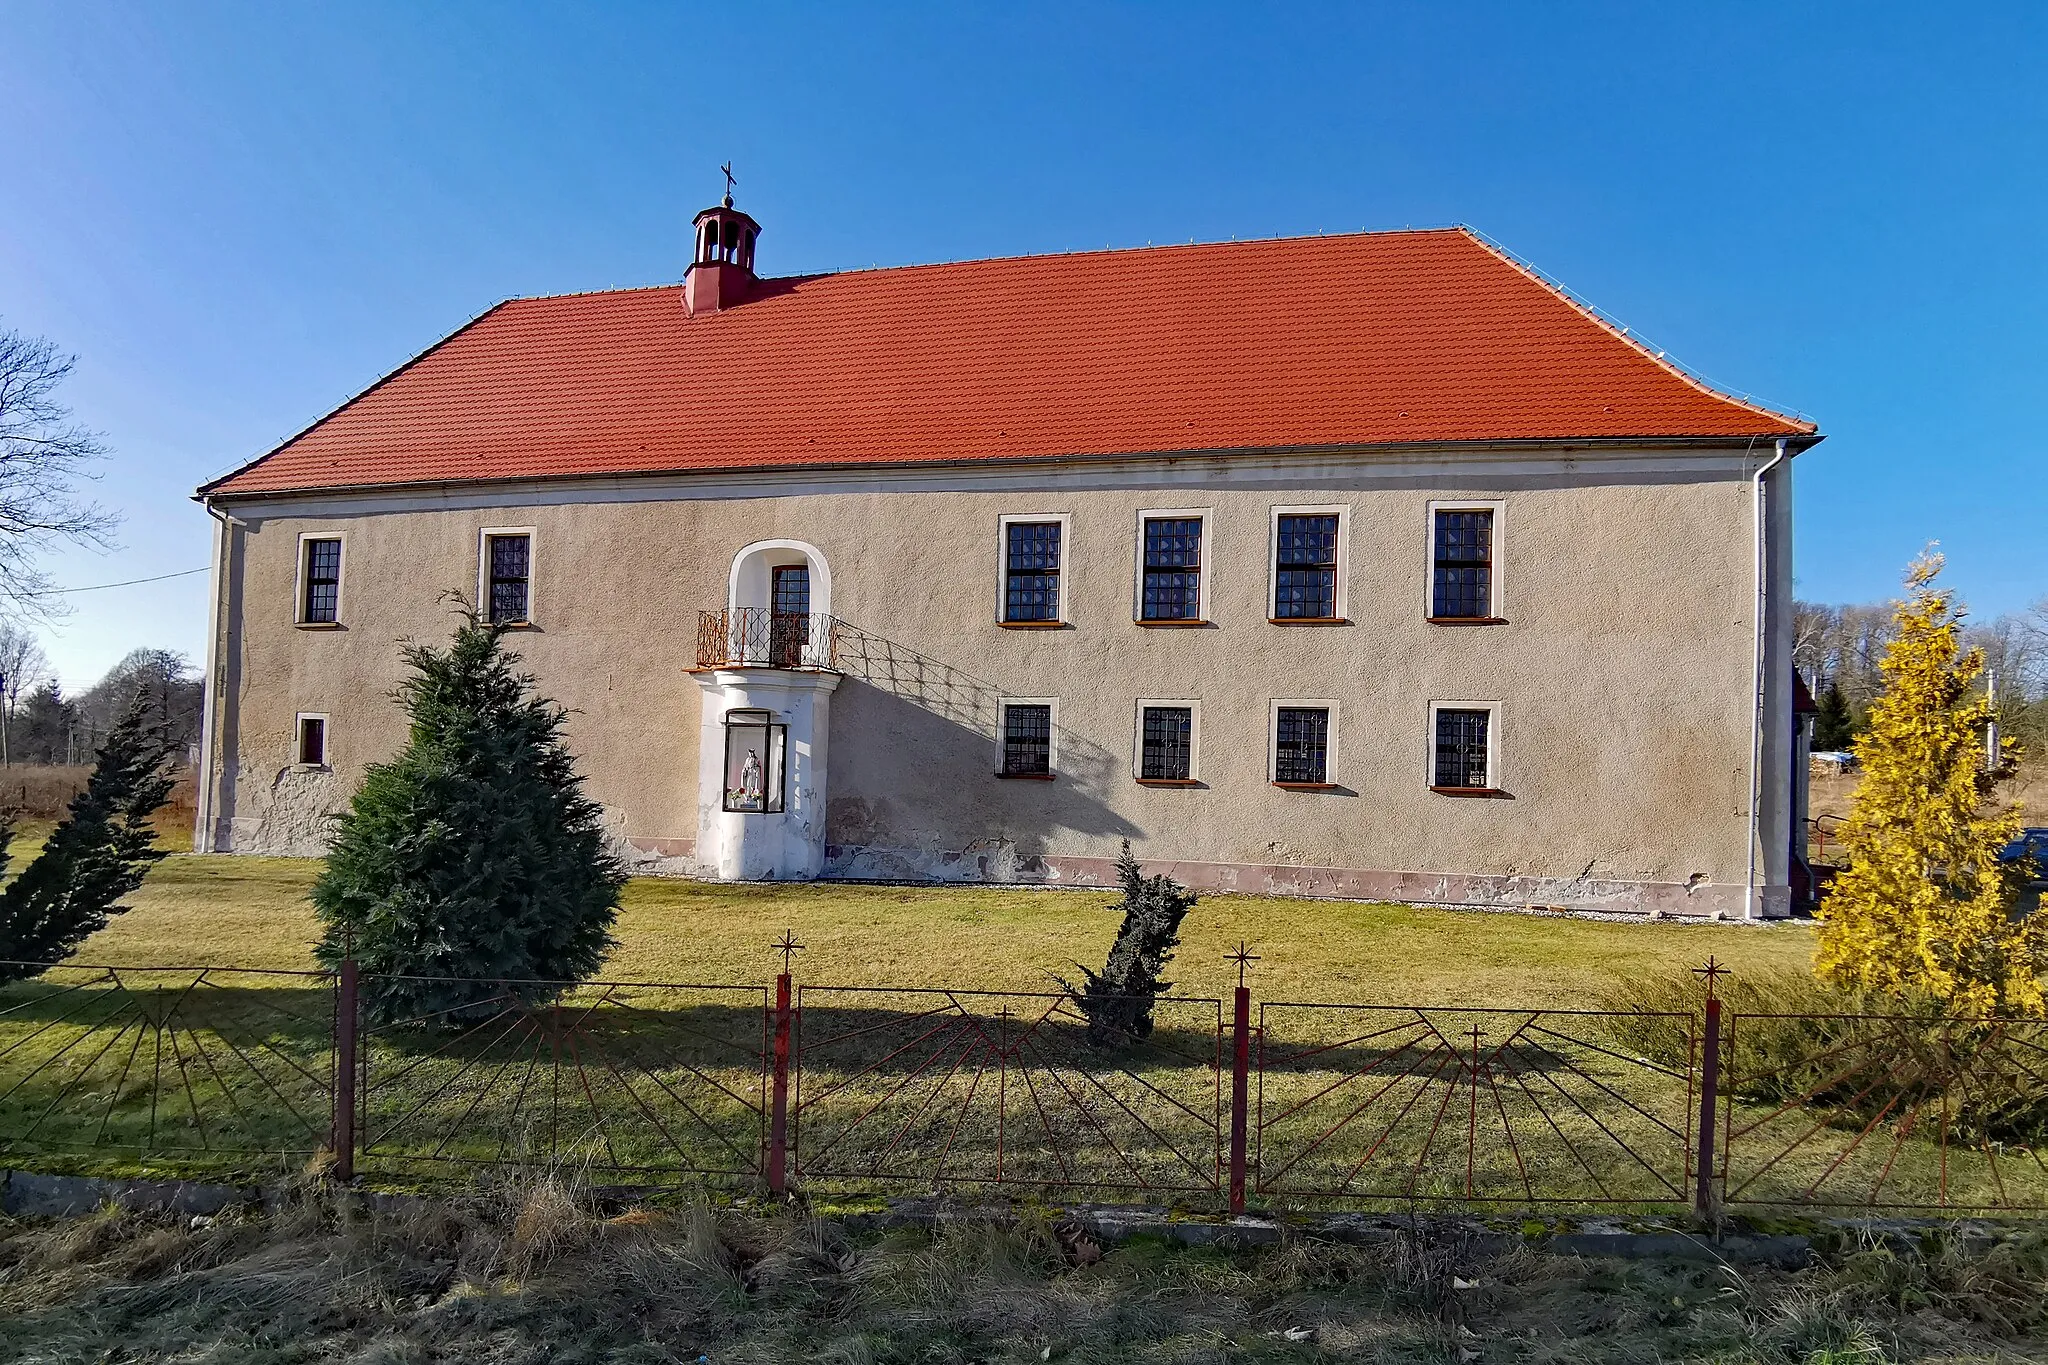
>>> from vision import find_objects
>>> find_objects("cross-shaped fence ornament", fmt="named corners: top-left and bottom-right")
top-left (773, 929), bottom-right (805, 975)
top-left (1693, 955), bottom-right (1728, 1000)
top-left (1227, 941), bottom-right (1260, 988)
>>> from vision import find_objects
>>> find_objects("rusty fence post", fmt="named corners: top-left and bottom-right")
top-left (332, 954), bottom-right (358, 1183)
top-left (767, 930), bottom-right (803, 1195)
top-left (1692, 957), bottom-right (1726, 1219)
top-left (1226, 942), bottom-right (1259, 1216)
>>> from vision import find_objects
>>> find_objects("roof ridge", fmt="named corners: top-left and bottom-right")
top-left (500, 225), bottom-right (1473, 305)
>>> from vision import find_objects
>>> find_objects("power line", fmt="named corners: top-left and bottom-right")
top-left (49, 566), bottom-right (209, 594)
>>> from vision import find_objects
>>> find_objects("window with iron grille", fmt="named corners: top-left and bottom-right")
top-left (301, 538), bottom-right (341, 623)
top-left (1000, 703), bottom-right (1052, 777)
top-left (1141, 517), bottom-right (1203, 621)
top-left (1140, 706), bottom-right (1193, 781)
top-left (1274, 707), bottom-right (1330, 785)
top-left (1274, 514), bottom-right (1339, 619)
top-left (1434, 708), bottom-right (1492, 789)
top-left (486, 534), bottom-right (531, 624)
top-left (1004, 522), bottom-right (1062, 622)
top-left (1431, 509), bottom-right (1494, 619)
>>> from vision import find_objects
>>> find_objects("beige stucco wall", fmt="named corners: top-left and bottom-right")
top-left (199, 448), bottom-right (1792, 915)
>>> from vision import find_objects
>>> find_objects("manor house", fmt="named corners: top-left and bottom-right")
top-left (194, 195), bottom-right (1821, 917)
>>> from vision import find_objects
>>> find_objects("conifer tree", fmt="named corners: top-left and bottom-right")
top-left (1816, 553), bottom-right (2043, 1015)
top-left (1058, 841), bottom-right (1198, 1046)
top-left (313, 613), bottom-right (625, 1025)
top-left (1811, 678), bottom-right (1857, 752)
top-left (0, 693), bottom-right (176, 980)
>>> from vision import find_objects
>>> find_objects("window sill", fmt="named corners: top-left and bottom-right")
top-left (1272, 781), bottom-right (1338, 791)
top-left (1134, 618), bottom-right (1211, 628)
top-left (292, 763), bottom-right (332, 773)
top-left (1135, 778), bottom-right (1201, 787)
top-left (293, 621), bottom-right (345, 630)
top-left (1426, 616), bottom-right (1507, 626)
top-left (996, 620), bottom-right (1068, 630)
top-left (491, 620), bottom-right (538, 630)
top-left (997, 771), bottom-right (1056, 780)
top-left (1268, 616), bottom-right (1348, 626)
top-left (1431, 786), bottom-right (1506, 798)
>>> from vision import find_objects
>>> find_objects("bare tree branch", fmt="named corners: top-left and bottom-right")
top-left (0, 326), bottom-right (120, 619)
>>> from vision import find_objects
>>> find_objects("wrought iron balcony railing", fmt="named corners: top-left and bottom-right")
top-left (697, 608), bottom-right (841, 670)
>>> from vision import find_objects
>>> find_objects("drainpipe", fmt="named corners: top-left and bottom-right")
top-left (194, 502), bottom-right (234, 853)
top-left (1745, 437), bottom-right (1789, 919)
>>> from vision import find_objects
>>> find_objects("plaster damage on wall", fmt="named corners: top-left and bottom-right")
top-left (235, 766), bottom-right (346, 856)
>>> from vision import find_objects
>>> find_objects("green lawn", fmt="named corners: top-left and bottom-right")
top-left (80, 851), bottom-right (1819, 1003)
top-left (28, 854), bottom-right (2028, 1218)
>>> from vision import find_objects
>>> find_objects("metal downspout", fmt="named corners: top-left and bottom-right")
top-left (1745, 437), bottom-right (1789, 919)
top-left (194, 502), bottom-right (233, 852)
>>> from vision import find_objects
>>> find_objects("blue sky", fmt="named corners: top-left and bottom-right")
top-left (1, 2), bottom-right (2043, 690)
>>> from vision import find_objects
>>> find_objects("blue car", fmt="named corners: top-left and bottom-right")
top-left (2000, 829), bottom-right (2048, 911)
top-left (2000, 829), bottom-right (2048, 870)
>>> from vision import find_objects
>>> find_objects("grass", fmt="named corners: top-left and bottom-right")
top-left (5, 854), bottom-right (1824, 1203)
top-left (4, 1179), bottom-right (2047, 1363)
top-left (13, 852), bottom-right (2043, 1218)
top-left (79, 851), bottom-right (1821, 1001)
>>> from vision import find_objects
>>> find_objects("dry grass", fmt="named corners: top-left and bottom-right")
top-left (2, 1179), bottom-right (2044, 1362)
top-left (77, 854), bottom-right (1821, 1003)
top-left (0, 766), bottom-right (197, 839)
top-left (1809, 761), bottom-right (2048, 836)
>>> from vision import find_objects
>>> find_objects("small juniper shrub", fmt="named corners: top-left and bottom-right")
top-left (1603, 969), bottom-right (2048, 1145)
top-left (0, 692), bottom-right (176, 981)
top-left (1055, 840), bottom-right (1197, 1047)
top-left (312, 609), bottom-right (625, 1026)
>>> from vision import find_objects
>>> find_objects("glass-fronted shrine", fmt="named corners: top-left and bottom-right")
top-left (722, 708), bottom-right (787, 813)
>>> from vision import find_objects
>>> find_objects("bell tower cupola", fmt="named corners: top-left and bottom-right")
top-left (685, 163), bottom-right (761, 316)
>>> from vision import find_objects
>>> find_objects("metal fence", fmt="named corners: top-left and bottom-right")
top-left (1255, 1002), bottom-right (1697, 1210)
top-left (793, 986), bottom-right (1223, 1199)
top-left (4, 955), bottom-right (2047, 1217)
top-left (0, 965), bottom-right (336, 1174)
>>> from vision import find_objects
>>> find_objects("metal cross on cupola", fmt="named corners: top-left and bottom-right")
top-left (685, 164), bottom-right (763, 316)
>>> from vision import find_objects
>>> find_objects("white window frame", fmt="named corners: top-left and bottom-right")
top-left (1268, 504), bottom-right (1351, 623)
top-left (478, 526), bottom-right (538, 626)
top-left (293, 531), bottom-right (346, 627)
top-left (294, 712), bottom-right (331, 769)
top-left (994, 512), bottom-right (1073, 626)
top-left (1427, 699), bottom-right (1503, 792)
top-left (1133, 506), bottom-right (1213, 624)
top-left (1132, 698), bottom-right (1203, 784)
top-left (1424, 498), bottom-right (1505, 622)
top-left (996, 696), bottom-right (1060, 778)
top-left (1268, 698), bottom-right (1340, 786)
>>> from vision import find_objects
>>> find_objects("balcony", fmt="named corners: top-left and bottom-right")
top-left (697, 608), bottom-right (841, 670)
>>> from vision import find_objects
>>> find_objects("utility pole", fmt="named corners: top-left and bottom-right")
top-left (1987, 668), bottom-right (2000, 773)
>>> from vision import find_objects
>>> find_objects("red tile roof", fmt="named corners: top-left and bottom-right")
top-left (201, 227), bottom-right (1814, 498)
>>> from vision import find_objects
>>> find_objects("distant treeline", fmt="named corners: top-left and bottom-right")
top-left (0, 627), bottom-right (203, 767)
top-left (1795, 597), bottom-right (2046, 755)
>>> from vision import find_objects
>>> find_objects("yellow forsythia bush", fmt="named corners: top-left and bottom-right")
top-left (1816, 552), bottom-right (2045, 1015)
